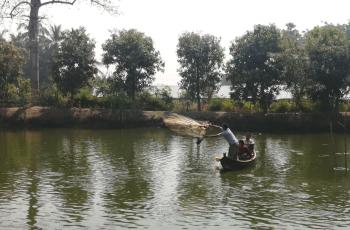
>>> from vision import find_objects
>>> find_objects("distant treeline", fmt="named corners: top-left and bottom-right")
top-left (1, 22), bottom-right (350, 113)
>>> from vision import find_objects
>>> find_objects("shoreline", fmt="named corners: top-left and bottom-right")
top-left (0, 106), bottom-right (347, 132)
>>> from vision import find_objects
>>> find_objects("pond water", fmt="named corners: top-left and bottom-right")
top-left (1, 128), bottom-right (350, 229)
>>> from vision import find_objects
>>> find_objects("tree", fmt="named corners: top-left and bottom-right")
top-left (0, 41), bottom-right (25, 103)
top-left (305, 24), bottom-right (350, 112)
top-left (278, 23), bottom-right (310, 110)
top-left (102, 29), bottom-right (164, 100)
top-left (0, 0), bottom-right (117, 93)
top-left (177, 32), bottom-right (224, 111)
top-left (226, 24), bottom-right (282, 113)
top-left (52, 27), bottom-right (97, 102)
top-left (10, 21), bottom-right (57, 88)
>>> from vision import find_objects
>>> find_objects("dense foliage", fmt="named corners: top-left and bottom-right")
top-left (2, 20), bottom-right (350, 113)
top-left (52, 27), bottom-right (97, 102)
top-left (177, 32), bottom-right (224, 111)
top-left (0, 0), bottom-right (118, 93)
top-left (0, 41), bottom-right (29, 104)
top-left (102, 29), bottom-right (164, 100)
top-left (305, 25), bottom-right (350, 112)
top-left (226, 24), bottom-right (282, 113)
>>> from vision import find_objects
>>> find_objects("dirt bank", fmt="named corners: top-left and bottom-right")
top-left (0, 107), bottom-right (166, 128)
top-left (0, 107), bottom-right (347, 132)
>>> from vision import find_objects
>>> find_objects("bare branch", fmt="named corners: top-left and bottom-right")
top-left (41, 0), bottom-right (78, 7)
top-left (9, 1), bottom-right (31, 18)
top-left (91, 0), bottom-right (119, 14)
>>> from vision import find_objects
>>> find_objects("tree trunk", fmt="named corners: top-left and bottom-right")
top-left (196, 66), bottom-right (201, 111)
top-left (197, 92), bottom-right (201, 111)
top-left (131, 74), bottom-right (135, 101)
top-left (29, 0), bottom-right (41, 94)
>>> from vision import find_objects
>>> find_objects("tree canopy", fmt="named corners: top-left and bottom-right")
top-left (177, 32), bottom-right (224, 111)
top-left (52, 27), bottom-right (96, 101)
top-left (305, 25), bottom-right (350, 112)
top-left (226, 24), bottom-right (282, 112)
top-left (0, 0), bottom-right (118, 93)
top-left (0, 40), bottom-right (25, 103)
top-left (102, 29), bottom-right (164, 100)
top-left (278, 23), bottom-right (310, 110)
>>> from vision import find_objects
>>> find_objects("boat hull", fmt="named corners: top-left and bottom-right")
top-left (220, 152), bottom-right (256, 171)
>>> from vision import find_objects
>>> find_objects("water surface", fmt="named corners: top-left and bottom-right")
top-left (0, 128), bottom-right (350, 229)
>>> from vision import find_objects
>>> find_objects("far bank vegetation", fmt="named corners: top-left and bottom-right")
top-left (1, 20), bottom-right (350, 114)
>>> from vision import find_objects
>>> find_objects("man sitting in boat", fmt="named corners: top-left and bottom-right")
top-left (238, 140), bottom-right (250, 160)
top-left (244, 133), bottom-right (255, 154)
top-left (205, 123), bottom-right (239, 160)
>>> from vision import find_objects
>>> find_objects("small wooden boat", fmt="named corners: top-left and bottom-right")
top-left (219, 151), bottom-right (257, 171)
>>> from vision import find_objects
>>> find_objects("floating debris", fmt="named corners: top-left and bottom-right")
top-left (318, 154), bottom-right (329, 158)
top-left (301, 182), bottom-right (308, 187)
top-left (335, 152), bottom-right (350, 155)
top-left (333, 167), bottom-right (348, 172)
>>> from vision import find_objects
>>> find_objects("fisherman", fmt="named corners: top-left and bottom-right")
top-left (238, 139), bottom-right (250, 160)
top-left (244, 132), bottom-right (255, 154)
top-left (205, 123), bottom-right (239, 160)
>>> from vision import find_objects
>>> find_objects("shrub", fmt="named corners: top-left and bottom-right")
top-left (109, 94), bottom-right (134, 110)
top-left (222, 99), bottom-right (234, 111)
top-left (208, 98), bottom-right (222, 111)
top-left (137, 91), bottom-right (169, 110)
top-left (74, 88), bottom-right (97, 108)
top-left (208, 99), bottom-right (235, 111)
top-left (39, 86), bottom-right (68, 107)
top-left (17, 78), bottom-right (31, 106)
top-left (269, 100), bottom-right (292, 113)
top-left (297, 100), bottom-right (315, 112)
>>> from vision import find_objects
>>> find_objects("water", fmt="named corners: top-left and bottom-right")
top-left (1, 128), bottom-right (350, 229)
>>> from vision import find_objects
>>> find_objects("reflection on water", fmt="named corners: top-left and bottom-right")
top-left (1, 129), bottom-right (350, 229)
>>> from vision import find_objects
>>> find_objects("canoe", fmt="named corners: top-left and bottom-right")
top-left (220, 151), bottom-right (257, 171)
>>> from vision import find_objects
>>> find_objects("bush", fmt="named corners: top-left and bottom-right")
top-left (222, 100), bottom-right (234, 111)
top-left (74, 88), bottom-right (98, 108)
top-left (17, 78), bottom-right (31, 106)
top-left (297, 100), bottom-right (315, 112)
top-left (137, 91), bottom-right (170, 110)
top-left (269, 100), bottom-right (292, 113)
top-left (208, 98), bottom-right (222, 111)
top-left (39, 86), bottom-right (68, 107)
top-left (109, 94), bottom-right (134, 110)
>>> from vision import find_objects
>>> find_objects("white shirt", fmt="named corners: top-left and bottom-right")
top-left (244, 139), bottom-right (255, 145)
top-left (219, 128), bottom-right (238, 145)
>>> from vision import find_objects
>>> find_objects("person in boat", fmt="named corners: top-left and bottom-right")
top-left (238, 139), bottom-right (251, 160)
top-left (244, 133), bottom-right (255, 154)
top-left (205, 123), bottom-right (239, 160)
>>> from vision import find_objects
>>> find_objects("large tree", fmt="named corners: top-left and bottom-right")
top-left (278, 23), bottom-right (310, 110)
top-left (0, 0), bottom-right (117, 93)
top-left (226, 24), bottom-right (282, 113)
top-left (305, 24), bottom-right (350, 112)
top-left (177, 32), bottom-right (224, 111)
top-left (52, 27), bottom-right (96, 102)
top-left (102, 29), bottom-right (164, 100)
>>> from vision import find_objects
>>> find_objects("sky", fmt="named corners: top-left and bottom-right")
top-left (4, 0), bottom-right (350, 86)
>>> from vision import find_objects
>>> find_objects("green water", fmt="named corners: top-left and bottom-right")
top-left (1, 128), bottom-right (350, 229)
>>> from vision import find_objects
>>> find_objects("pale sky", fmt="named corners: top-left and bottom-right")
top-left (4, 0), bottom-right (350, 86)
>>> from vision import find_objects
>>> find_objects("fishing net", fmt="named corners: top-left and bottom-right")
top-left (163, 112), bottom-right (209, 138)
